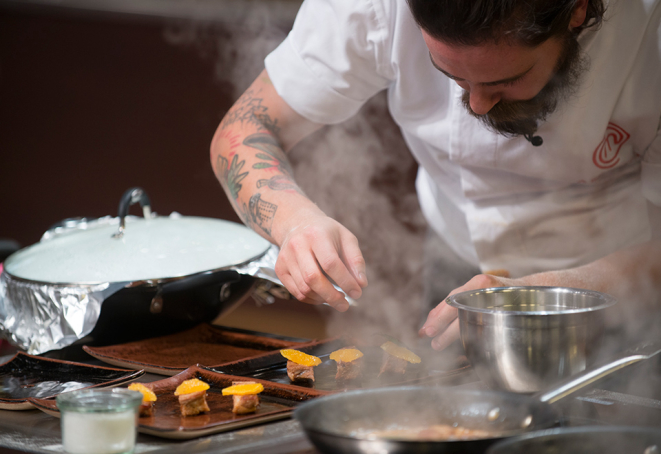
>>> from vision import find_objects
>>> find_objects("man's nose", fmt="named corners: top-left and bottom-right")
top-left (468, 89), bottom-right (500, 115)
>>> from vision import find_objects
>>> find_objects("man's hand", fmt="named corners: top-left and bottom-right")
top-left (419, 273), bottom-right (515, 350)
top-left (211, 69), bottom-right (368, 312)
top-left (274, 208), bottom-right (368, 312)
top-left (420, 236), bottom-right (661, 350)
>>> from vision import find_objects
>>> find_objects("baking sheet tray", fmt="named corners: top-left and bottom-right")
top-left (83, 324), bottom-right (306, 375)
top-left (213, 337), bottom-right (473, 392)
top-left (29, 365), bottom-right (329, 440)
top-left (0, 352), bottom-right (144, 410)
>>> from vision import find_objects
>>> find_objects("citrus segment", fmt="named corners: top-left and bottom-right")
top-left (330, 348), bottom-right (363, 363)
top-left (128, 383), bottom-right (157, 402)
top-left (222, 383), bottom-right (264, 396)
top-left (380, 341), bottom-right (421, 364)
top-left (280, 349), bottom-right (321, 366)
top-left (174, 378), bottom-right (210, 396)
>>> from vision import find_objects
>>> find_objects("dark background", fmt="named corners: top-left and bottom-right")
top-left (0, 1), bottom-right (427, 341)
top-left (0, 7), bottom-right (240, 247)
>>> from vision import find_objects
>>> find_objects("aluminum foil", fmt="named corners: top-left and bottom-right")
top-left (0, 216), bottom-right (132, 354)
top-left (0, 216), bottom-right (350, 355)
top-left (0, 272), bottom-right (126, 354)
top-left (0, 215), bottom-right (284, 355)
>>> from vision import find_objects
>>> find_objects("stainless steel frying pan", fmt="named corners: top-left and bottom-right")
top-left (294, 340), bottom-right (661, 454)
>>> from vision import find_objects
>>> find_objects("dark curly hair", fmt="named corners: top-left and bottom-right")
top-left (406, 0), bottom-right (606, 46)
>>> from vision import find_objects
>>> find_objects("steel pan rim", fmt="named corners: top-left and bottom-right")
top-left (302, 426), bottom-right (507, 446)
top-left (446, 286), bottom-right (617, 316)
top-left (3, 215), bottom-right (272, 285)
top-left (2, 251), bottom-right (266, 288)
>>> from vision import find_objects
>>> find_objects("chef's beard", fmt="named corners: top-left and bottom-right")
top-left (462, 32), bottom-right (588, 138)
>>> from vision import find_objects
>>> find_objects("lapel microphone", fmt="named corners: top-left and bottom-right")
top-left (524, 134), bottom-right (544, 146)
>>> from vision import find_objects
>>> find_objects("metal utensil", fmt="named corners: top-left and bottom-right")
top-left (446, 286), bottom-right (617, 392)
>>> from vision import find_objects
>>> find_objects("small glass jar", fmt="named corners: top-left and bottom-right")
top-left (56, 388), bottom-right (143, 454)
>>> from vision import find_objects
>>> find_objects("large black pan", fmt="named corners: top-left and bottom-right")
top-left (294, 340), bottom-right (661, 454)
top-left (1, 187), bottom-right (273, 351)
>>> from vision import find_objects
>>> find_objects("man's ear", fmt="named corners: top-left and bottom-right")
top-left (569, 0), bottom-right (590, 29)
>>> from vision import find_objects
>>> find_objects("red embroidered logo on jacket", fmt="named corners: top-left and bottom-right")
top-left (592, 122), bottom-right (630, 169)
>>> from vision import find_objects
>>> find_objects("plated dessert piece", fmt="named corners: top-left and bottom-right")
top-left (281, 349), bottom-right (322, 383)
top-left (28, 366), bottom-right (330, 440)
top-left (378, 341), bottom-right (422, 377)
top-left (222, 381), bottom-right (264, 414)
top-left (128, 382), bottom-right (157, 416)
top-left (214, 337), bottom-right (470, 392)
top-left (330, 347), bottom-right (364, 382)
top-left (174, 378), bottom-right (210, 416)
top-left (0, 352), bottom-right (144, 410)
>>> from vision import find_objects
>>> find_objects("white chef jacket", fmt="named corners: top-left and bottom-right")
top-left (265, 0), bottom-right (661, 277)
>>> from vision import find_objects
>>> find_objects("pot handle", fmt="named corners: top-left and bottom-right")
top-left (148, 270), bottom-right (242, 314)
top-left (534, 339), bottom-right (661, 404)
top-left (112, 187), bottom-right (152, 239)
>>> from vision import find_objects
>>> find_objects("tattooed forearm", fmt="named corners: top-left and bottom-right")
top-left (219, 89), bottom-right (280, 135)
top-left (244, 133), bottom-right (304, 195)
top-left (244, 133), bottom-right (295, 176)
top-left (257, 175), bottom-right (304, 194)
top-left (238, 193), bottom-right (278, 236)
top-left (213, 78), bottom-right (305, 238)
top-left (216, 154), bottom-right (248, 200)
top-left (215, 130), bottom-right (303, 202)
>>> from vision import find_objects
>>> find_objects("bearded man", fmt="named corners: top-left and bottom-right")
top-left (211, 0), bottom-right (661, 348)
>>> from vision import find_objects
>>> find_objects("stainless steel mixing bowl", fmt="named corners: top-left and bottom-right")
top-left (446, 286), bottom-right (617, 393)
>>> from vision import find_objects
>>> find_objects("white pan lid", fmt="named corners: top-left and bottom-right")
top-left (4, 215), bottom-right (271, 284)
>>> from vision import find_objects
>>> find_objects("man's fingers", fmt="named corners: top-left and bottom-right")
top-left (273, 216), bottom-right (365, 312)
top-left (293, 247), bottom-right (350, 311)
top-left (312, 241), bottom-right (363, 300)
top-left (275, 253), bottom-right (323, 302)
top-left (340, 231), bottom-right (368, 288)
top-left (419, 300), bottom-right (458, 338)
top-left (300, 296), bottom-right (325, 305)
top-left (279, 266), bottom-right (345, 308)
top-left (419, 274), bottom-right (505, 338)
top-left (431, 319), bottom-right (460, 351)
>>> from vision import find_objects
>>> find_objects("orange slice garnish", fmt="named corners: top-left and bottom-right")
top-left (128, 383), bottom-right (157, 402)
top-left (221, 383), bottom-right (264, 396)
top-left (174, 378), bottom-right (210, 396)
top-left (380, 341), bottom-right (421, 364)
top-left (330, 348), bottom-right (363, 363)
top-left (280, 349), bottom-right (321, 366)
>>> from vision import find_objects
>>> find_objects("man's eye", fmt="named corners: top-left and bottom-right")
top-left (502, 78), bottom-right (521, 88)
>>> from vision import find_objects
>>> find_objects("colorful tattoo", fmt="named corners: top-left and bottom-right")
top-left (220, 89), bottom-right (280, 135)
top-left (244, 133), bottom-right (295, 175)
top-left (256, 174), bottom-right (300, 192)
top-left (238, 193), bottom-right (278, 236)
top-left (216, 154), bottom-right (248, 200)
top-left (215, 86), bottom-right (301, 230)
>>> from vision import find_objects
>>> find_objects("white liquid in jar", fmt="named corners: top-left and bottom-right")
top-left (61, 410), bottom-right (137, 454)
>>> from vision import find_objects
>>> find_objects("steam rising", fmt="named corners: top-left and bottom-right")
top-left (161, 7), bottom-right (661, 400)
top-left (160, 12), bottom-right (432, 347)
top-left (162, 3), bottom-right (296, 93)
top-left (289, 94), bottom-right (429, 346)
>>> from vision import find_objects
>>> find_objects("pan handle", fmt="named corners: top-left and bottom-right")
top-left (534, 339), bottom-right (661, 404)
top-left (112, 187), bottom-right (153, 239)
